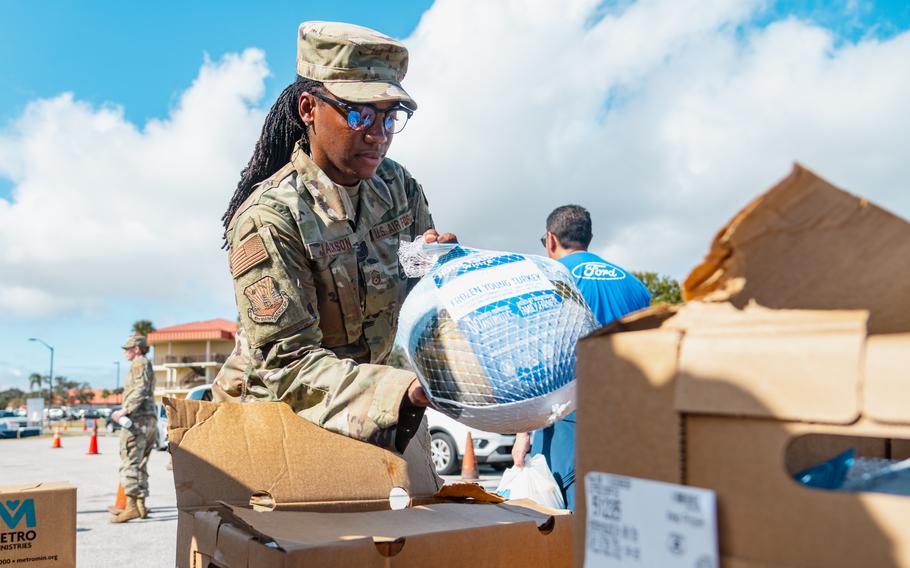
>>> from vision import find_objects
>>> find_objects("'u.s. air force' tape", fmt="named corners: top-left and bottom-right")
top-left (584, 472), bottom-right (718, 568)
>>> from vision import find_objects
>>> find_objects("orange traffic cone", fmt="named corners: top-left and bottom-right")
top-left (107, 483), bottom-right (127, 515)
top-left (87, 424), bottom-right (99, 455)
top-left (63, 422), bottom-right (68, 432)
top-left (51, 428), bottom-right (62, 449)
top-left (82, 418), bottom-right (87, 431)
top-left (460, 432), bottom-right (479, 481)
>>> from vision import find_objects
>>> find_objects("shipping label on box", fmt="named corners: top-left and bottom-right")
top-left (0, 482), bottom-right (76, 568)
top-left (584, 472), bottom-right (718, 568)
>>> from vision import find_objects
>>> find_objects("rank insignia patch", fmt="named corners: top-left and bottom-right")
top-left (243, 276), bottom-right (290, 323)
top-left (230, 234), bottom-right (268, 278)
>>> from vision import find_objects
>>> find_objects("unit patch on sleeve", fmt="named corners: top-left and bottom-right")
top-left (243, 276), bottom-right (290, 323)
top-left (230, 233), bottom-right (269, 278)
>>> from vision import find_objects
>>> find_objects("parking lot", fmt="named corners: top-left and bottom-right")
top-left (1, 429), bottom-right (503, 567)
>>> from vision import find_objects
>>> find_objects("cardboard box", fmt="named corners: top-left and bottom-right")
top-left (0, 482), bottom-right (76, 568)
top-left (167, 398), bottom-right (571, 567)
top-left (684, 164), bottom-right (910, 334)
top-left (576, 166), bottom-right (910, 568)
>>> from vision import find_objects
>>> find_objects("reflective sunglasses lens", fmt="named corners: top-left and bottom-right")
top-left (386, 110), bottom-right (409, 134)
top-left (347, 109), bottom-right (374, 130)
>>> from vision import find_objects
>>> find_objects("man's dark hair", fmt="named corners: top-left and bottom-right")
top-left (221, 77), bottom-right (324, 238)
top-left (546, 205), bottom-right (592, 250)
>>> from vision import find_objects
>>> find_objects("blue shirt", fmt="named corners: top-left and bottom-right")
top-left (557, 251), bottom-right (652, 326)
top-left (532, 251), bottom-right (651, 509)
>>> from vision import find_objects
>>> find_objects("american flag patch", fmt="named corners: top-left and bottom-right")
top-left (230, 234), bottom-right (269, 278)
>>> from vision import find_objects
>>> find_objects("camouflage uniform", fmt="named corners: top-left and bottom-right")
top-left (119, 342), bottom-right (157, 499)
top-left (215, 22), bottom-right (434, 454)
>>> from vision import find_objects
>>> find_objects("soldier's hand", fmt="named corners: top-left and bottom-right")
top-left (111, 409), bottom-right (125, 423)
top-left (407, 380), bottom-right (430, 407)
top-left (423, 229), bottom-right (458, 244)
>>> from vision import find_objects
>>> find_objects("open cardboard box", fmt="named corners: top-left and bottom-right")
top-left (167, 398), bottom-right (572, 567)
top-left (575, 165), bottom-right (910, 568)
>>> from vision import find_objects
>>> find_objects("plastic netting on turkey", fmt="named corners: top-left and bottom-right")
top-left (397, 239), bottom-right (598, 433)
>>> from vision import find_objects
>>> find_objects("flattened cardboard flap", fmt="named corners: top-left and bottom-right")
top-left (684, 164), bottom-right (910, 334)
top-left (167, 398), bottom-right (441, 509)
top-left (669, 303), bottom-right (868, 423)
top-left (218, 500), bottom-right (563, 550)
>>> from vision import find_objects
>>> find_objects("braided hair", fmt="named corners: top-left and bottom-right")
top-left (221, 77), bottom-right (324, 239)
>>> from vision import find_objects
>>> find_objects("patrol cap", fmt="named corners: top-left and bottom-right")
top-left (122, 335), bottom-right (147, 350)
top-left (297, 21), bottom-right (417, 110)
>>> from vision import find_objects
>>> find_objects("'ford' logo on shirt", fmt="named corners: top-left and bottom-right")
top-left (572, 261), bottom-right (626, 281)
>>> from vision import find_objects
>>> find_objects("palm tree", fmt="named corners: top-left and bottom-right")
top-left (131, 320), bottom-right (156, 336)
top-left (51, 376), bottom-right (79, 405)
top-left (28, 373), bottom-right (44, 393)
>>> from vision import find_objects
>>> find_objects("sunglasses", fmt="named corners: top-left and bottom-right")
top-left (540, 233), bottom-right (548, 247)
top-left (313, 92), bottom-right (413, 134)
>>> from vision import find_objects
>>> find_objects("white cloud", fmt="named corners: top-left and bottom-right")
top-left (1, 1), bottom-right (909, 323)
top-left (0, 49), bottom-right (268, 318)
top-left (394, 0), bottom-right (910, 277)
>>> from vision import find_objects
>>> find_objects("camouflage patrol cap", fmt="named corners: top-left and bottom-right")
top-left (297, 21), bottom-right (417, 110)
top-left (121, 335), bottom-right (147, 350)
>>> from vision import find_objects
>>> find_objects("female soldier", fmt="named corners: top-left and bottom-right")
top-left (215, 21), bottom-right (454, 453)
top-left (111, 335), bottom-right (157, 523)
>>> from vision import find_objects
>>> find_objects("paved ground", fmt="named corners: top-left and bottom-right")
top-left (1, 430), bottom-right (502, 567)
top-left (1, 431), bottom-right (176, 567)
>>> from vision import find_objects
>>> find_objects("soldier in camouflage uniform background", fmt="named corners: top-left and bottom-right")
top-left (214, 21), bottom-right (456, 453)
top-left (110, 335), bottom-right (157, 524)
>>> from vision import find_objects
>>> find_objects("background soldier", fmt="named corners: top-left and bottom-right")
top-left (110, 335), bottom-right (157, 523)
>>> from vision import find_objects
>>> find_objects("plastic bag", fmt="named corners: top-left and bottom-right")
top-left (397, 239), bottom-right (597, 433)
top-left (494, 454), bottom-right (566, 510)
top-left (794, 448), bottom-right (910, 497)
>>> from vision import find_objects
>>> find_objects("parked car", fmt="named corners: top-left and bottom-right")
top-left (426, 409), bottom-right (515, 475)
top-left (186, 384), bottom-right (214, 401)
top-left (155, 402), bottom-right (168, 450)
top-left (0, 410), bottom-right (41, 439)
top-left (81, 408), bottom-right (102, 419)
top-left (46, 407), bottom-right (66, 421)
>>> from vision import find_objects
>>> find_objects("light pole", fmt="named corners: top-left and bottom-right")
top-left (114, 361), bottom-right (121, 403)
top-left (28, 337), bottom-right (54, 405)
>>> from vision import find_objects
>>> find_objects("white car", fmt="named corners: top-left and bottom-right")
top-left (426, 409), bottom-right (515, 475)
top-left (0, 410), bottom-right (40, 439)
top-left (154, 402), bottom-right (168, 450)
top-left (46, 407), bottom-right (65, 421)
top-left (152, 384), bottom-right (213, 450)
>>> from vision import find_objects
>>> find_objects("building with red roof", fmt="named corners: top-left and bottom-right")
top-left (148, 318), bottom-right (237, 398)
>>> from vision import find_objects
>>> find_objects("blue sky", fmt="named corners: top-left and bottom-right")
top-left (0, 0), bottom-right (432, 126)
top-left (1, 0), bottom-right (909, 393)
top-left (0, 0), bottom-right (431, 390)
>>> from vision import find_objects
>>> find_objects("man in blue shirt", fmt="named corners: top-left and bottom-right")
top-left (512, 205), bottom-right (651, 509)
